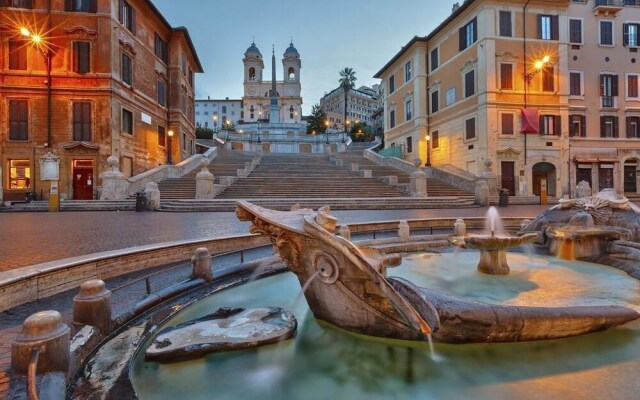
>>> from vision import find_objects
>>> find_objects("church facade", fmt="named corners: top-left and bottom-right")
top-left (241, 42), bottom-right (303, 124)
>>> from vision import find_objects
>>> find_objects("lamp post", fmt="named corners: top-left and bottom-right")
top-left (425, 134), bottom-right (431, 166)
top-left (167, 130), bottom-right (174, 165)
top-left (213, 115), bottom-right (218, 135)
top-left (325, 120), bottom-right (330, 144)
top-left (257, 111), bottom-right (262, 143)
top-left (523, 55), bottom-right (551, 166)
top-left (345, 120), bottom-right (350, 143)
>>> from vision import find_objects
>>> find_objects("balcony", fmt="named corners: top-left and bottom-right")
top-left (602, 96), bottom-right (615, 108)
top-left (594, 0), bottom-right (625, 15)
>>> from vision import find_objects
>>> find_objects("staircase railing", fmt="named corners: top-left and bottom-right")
top-left (378, 145), bottom-right (404, 159)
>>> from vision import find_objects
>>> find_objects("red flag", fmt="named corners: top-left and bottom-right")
top-left (520, 108), bottom-right (539, 133)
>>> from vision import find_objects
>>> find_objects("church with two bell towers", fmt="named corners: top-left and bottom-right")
top-left (242, 41), bottom-right (303, 124)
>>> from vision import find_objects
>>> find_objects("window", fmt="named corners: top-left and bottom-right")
top-left (181, 53), bottom-right (187, 74)
top-left (122, 108), bottom-right (133, 135)
top-left (389, 110), bottom-right (396, 128)
top-left (9, 100), bottom-right (28, 141)
top-left (501, 113), bottom-right (514, 135)
top-left (189, 68), bottom-right (194, 87)
top-left (222, 106), bottom-right (227, 113)
top-left (73, 102), bottom-right (91, 141)
top-left (600, 116), bottom-right (618, 138)
top-left (119, 0), bottom-right (136, 33)
top-left (288, 67), bottom-right (295, 80)
top-left (464, 70), bottom-right (475, 98)
top-left (405, 98), bottom-right (413, 121)
top-left (570, 72), bottom-right (582, 96)
top-left (459, 18), bottom-right (477, 50)
top-left (430, 48), bottom-right (439, 71)
top-left (500, 63), bottom-right (513, 90)
top-left (569, 19), bottom-right (583, 44)
top-left (628, 74), bottom-right (639, 98)
top-left (446, 87), bottom-right (456, 106)
top-left (628, 116), bottom-right (640, 138)
top-left (1, 0), bottom-right (33, 8)
top-left (499, 11), bottom-right (512, 37)
top-left (538, 15), bottom-right (558, 40)
top-left (8, 41), bottom-right (27, 70)
top-left (389, 75), bottom-right (395, 94)
top-left (600, 21), bottom-right (614, 46)
top-left (465, 117), bottom-right (476, 140)
top-left (183, 133), bottom-right (186, 151)
top-left (121, 53), bottom-right (132, 85)
top-left (569, 115), bottom-right (586, 137)
top-left (406, 136), bottom-right (413, 153)
top-left (154, 34), bottom-right (168, 63)
top-left (73, 42), bottom-right (90, 74)
top-left (64, 0), bottom-right (96, 12)
top-left (600, 74), bottom-right (618, 107)
top-left (431, 90), bottom-right (439, 113)
top-left (181, 94), bottom-right (187, 114)
top-left (157, 80), bottom-right (166, 106)
top-left (432, 131), bottom-right (439, 149)
top-left (8, 159), bottom-right (31, 190)
top-left (625, 23), bottom-right (640, 47)
top-left (539, 115), bottom-right (561, 135)
top-left (249, 67), bottom-right (256, 80)
top-left (405, 62), bottom-right (412, 82)
top-left (542, 66), bottom-right (554, 92)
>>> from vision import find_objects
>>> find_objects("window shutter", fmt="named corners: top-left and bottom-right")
top-left (554, 115), bottom-right (561, 136)
top-left (459, 26), bottom-right (466, 51)
top-left (24, 0), bottom-right (33, 8)
top-left (64, 0), bottom-right (72, 11)
top-left (551, 15), bottom-right (559, 40)
top-left (130, 6), bottom-right (137, 34)
top-left (539, 115), bottom-right (544, 134)
top-left (569, 117), bottom-right (575, 137)
top-left (472, 18), bottom-right (477, 43)
top-left (537, 15), bottom-right (543, 39)
top-left (600, 116), bottom-right (606, 137)
top-left (600, 75), bottom-right (605, 96)
top-left (580, 115), bottom-right (586, 137)
top-left (614, 117), bottom-right (619, 138)
top-left (624, 23), bottom-right (630, 47)
top-left (628, 117), bottom-right (633, 138)
top-left (118, 0), bottom-right (124, 23)
top-left (612, 75), bottom-right (619, 96)
top-left (0, 0), bottom-right (9, 6)
top-left (89, 0), bottom-right (97, 13)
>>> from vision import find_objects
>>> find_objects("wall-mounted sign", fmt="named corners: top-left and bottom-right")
top-left (39, 152), bottom-right (60, 181)
top-left (141, 112), bottom-right (152, 125)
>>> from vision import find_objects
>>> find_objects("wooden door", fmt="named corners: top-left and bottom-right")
top-left (73, 163), bottom-right (94, 200)
top-left (501, 161), bottom-right (515, 196)
top-left (598, 167), bottom-right (614, 191)
top-left (532, 171), bottom-right (547, 196)
top-left (624, 166), bottom-right (637, 193)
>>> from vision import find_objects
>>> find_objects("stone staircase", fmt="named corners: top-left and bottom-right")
top-left (215, 153), bottom-right (407, 199)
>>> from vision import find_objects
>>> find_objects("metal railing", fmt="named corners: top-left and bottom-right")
top-left (379, 145), bottom-right (404, 158)
top-left (595, 0), bottom-right (639, 6)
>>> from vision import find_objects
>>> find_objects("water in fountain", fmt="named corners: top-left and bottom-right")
top-left (291, 270), bottom-right (321, 311)
top-left (426, 334), bottom-right (444, 363)
top-left (485, 206), bottom-right (505, 236)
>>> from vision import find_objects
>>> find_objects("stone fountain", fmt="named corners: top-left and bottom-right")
top-left (448, 207), bottom-right (538, 275)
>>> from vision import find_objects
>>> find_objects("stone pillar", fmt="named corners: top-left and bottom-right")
top-left (398, 220), bottom-right (410, 242)
top-left (145, 182), bottom-right (161, 210)
top-left (475, 180), bottom-right (490, 206)
top-left (338, 225), bottom-right (351, 241)
top-left (195, 159), bottom-right (215, 199)
top-left (12, 311), bottom-right (70, 375)
top-left (73, 280), bottom-right (112, 334)
top-left (100, 156), bottom-right (129, 200)
top-left (576, 180), bottom-right (592, 198)
top-left (324, 144), bottom-right (332, 155)
top-left (351, 163), bottom-right (359, 172)
top-left (453, 218), bottom-right (466, 236)
top-left (410, 170), bottom-right (427, 196)
top-left (477, 159), bottom-right (499, 196)
top-left (191, 247), bottom-right (213, 282)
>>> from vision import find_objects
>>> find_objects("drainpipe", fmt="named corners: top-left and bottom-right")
top-left (523, 0), bottom-right (532, 166)
top-left (46, 0), bottom-right (52, 148)
top-left (425, 43), bottom-right (430, 168)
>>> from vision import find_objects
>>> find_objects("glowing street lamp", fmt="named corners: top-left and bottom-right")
top-left (20, 27), bottom-right (31, 37)
top-left (425, 134), bottom-right (431, 166)
top-left (167, 130), bottom-right (174, 164)
top-left (325, 120), bottom-right (330, 144)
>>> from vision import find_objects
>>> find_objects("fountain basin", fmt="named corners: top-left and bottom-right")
top-left (546, 225), bottom-right (627, 260)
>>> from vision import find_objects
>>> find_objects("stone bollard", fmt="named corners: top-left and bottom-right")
top-left (290, 203), bottom-right (301, 211)
top-left (144, 182), bottom-right (161, 210)
top-left (453, 218), bottom-right (467, 236)
top-left (191, 247), bottom-right (213, 282)
top-left (410, 170), bottom-right (427, 196)
top-left (196, 159), bottom-right (215, 199)
top-left (73, 280), bottom-right (112, 334)
top-left (12, 310), bottom-right (70, 375)
top-left (335, 159), bottom-right (344, 167)
top-left (475, 180), bottom-right (490, 206)
top-left (362, 170), bottom-right (372, 178)
top-left (351, 163), bottom-right (359, 172)
top-left (100, 155), bottom-right (129, 200)
top-left (398, 220), bottom-right (411, 242)
top-left (387, 176), bottom-right (398, 185)
top-left (520, 219), bottom-right (532, 230)
top-left (338, 225), bottom-right (351, 241)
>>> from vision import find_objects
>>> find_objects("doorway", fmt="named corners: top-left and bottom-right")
top-left (576, 166), bottom-right (593, 190)
top-left (501, 161), bottom-right (515, 196)
top-left (598, 165), bottom-right (614, 191)
top-left (532, 162), bottom-right (556, 196)
top-left (72, 159), bottom-right (94, 200)
top-left (624, 163), bottom-right (638, 193)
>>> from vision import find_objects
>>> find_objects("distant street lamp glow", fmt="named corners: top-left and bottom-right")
top-left (20, 27), bottom-right (31, 37)
top-left (31, 34), bottom-right (42, 44)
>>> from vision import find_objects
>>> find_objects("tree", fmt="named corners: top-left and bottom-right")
top-left (338, 67), bottom-right (357, 131)
top-left (195, 127), bottom-right (214, 140)
top-left (306, 104), bottom-right (328, 134)
top-left (349, 121), bottom-right (374, 142)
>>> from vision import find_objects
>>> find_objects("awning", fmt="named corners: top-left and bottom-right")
top-left (520, 108), bottom-right (539, 133)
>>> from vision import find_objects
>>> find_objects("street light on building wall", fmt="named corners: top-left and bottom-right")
top-left (167, 130), bottom-right (174, 164)
top-left (425, 134), bottom-right (432, 167)
top-left (524, 55), bottom-right (551, 84)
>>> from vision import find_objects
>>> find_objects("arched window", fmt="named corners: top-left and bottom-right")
top-left (265, 90), bottom-right (280, 97)
top-left (288, 67), bottom-right (295, 80)
top-left (249, 67), bottom-right (256, 80)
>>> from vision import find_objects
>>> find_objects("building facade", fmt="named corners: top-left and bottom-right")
top-left (320, 85), bottom-right (381, 129)
top-left (195, 97), bottom-right (243, 130)
top-left (241, 41), bottom-right (303, 124)
top-left (376, 0), bottom-right (640, 198)
top-left (0, 0), bottom-right (202, 202)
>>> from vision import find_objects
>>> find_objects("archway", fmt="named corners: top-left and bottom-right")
top-left (532, 162), bottom-right (556, 196)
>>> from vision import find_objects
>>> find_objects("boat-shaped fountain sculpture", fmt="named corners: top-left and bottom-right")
top-left (236, 201), bottom-right (639, 343)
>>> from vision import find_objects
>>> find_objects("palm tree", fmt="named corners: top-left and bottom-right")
top-left (338, 68), bottom-right (357, 131)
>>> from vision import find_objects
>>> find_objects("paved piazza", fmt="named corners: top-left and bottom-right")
top-left (0, 206), bottom-right (549, 272)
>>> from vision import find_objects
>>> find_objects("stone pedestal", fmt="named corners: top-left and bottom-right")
top-left (338, 225), bottom-right (351, 241)
top-left (362, 170), bottom-right (372, 178)
top-left (351, 163), bottom-right (359, 172)
top-left (453, 218), bottom-right (467, 236)
top-left (410, 170), bottom-right (427, 196)
top-left (475, 180), bottom-right (490, 206)
top-left (73, 280), bottom-right (112, 334)
top-left (145, 182), bottom-right (161, 210)
top-left (100, 156), bottom-right (129, 200)
top-left (576, 180), bottom-right (592, 198)
top-left (478, 250), bottom-right (510, 275)
top-left (478, 159), bottom-right (499, 196)
top-left (195, 159), bottom-right (215, 199)
top-left (191, 248), bottom-right (213, 282)
top-left (12, 311), bottom-right (70, 375)
top-left (398, 220), bottom-right (410, 241)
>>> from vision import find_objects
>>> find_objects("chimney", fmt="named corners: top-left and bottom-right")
top-left (207, 96), bottom-right (210, 100)
top-left (452, 2), bottom-right (460, 13)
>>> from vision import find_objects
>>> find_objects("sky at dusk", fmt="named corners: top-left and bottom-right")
top-left (152, 0), bottom-right (455, 115)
